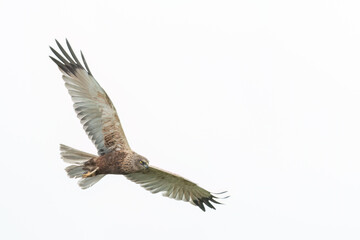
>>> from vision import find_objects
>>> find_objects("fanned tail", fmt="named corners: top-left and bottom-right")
top-left (60, 144), bottom-right (105, 189)
top-left (60, 144), bottom-right (96, 164)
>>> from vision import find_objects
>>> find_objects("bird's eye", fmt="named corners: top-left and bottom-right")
top-left (139, 160), bottom-right (143, 164)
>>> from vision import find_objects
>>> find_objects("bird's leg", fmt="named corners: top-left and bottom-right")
top-left (82, 167), bottom-right (99, 178)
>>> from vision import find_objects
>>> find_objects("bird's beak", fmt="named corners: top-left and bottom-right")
top-left (144, 163), bottom-right (149, 169)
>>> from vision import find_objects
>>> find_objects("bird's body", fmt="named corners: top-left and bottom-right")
top-left (85, 150), bottom-right (132, 175)
top-left (50, 40), bottom-right (227, 211)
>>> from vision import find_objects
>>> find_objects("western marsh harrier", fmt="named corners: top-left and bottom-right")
top-left (50, 40), bottom-right (227, 211)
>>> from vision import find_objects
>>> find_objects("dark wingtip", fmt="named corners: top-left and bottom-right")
top-left (50, 46), bottom-right (69, 65)
top-left (50, 39), bottom-right (92, 76)
top-left (203, 198), bottom-right (216, 210)
top-left (200, 191), bottom-right (229, 208)
top-left (66, 39), bottom-right (84, 68)
top-left (193, 199), bottom-right (206, 212)
top-left (212, 191), bottom-right (230, 199)
top-left (81, 50), bottom-right (92, 76)
top-left (49, 56), bottom-right (70, 74)
top-left (209, 197), bottom-right (221, 205)
top-left (193, 192), bottom-right (229, 212)
top-left (55, 39), bottom-right (76, 64)
top-left (213, 191), bottom-right (228, 194)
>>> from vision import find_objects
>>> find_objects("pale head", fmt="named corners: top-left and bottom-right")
top-left (130, 152), bottom-right (149, 172)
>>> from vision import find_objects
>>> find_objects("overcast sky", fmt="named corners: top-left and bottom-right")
top-left (1, 0), bottom-right (360, 239)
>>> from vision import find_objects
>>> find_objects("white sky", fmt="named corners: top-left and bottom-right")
top-left (1, 0), bottom-right (360, 239)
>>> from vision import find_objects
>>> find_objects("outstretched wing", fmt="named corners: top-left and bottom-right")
top-left (50, 40), bottom-right (130, 155)
top-left (125, 166), bottom-right (227, 211)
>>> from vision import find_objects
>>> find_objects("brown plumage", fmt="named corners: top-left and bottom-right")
top-left (51, 40), bottom-right (227, 211)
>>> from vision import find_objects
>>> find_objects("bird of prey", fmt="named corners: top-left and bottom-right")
top-left (50, 40), bottom-right (227, 211)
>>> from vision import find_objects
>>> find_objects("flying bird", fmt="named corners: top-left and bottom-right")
top-left (50, 40), bottom-right (227, 211)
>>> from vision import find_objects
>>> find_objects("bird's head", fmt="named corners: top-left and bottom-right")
top-left (132, 152), bottom-right (149, 171)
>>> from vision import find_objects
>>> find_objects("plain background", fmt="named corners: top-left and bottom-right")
top-left (1, 0), bottom-right (360, 239)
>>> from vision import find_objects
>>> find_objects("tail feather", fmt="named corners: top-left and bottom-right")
top-left (60, 144), bottom-right (97, 164)
top-left (78, 175), bottom-right (105, 189)
top-left (60, 144), bottom-right (104, 189)
top-left (65, 165), bottom-right (85, 178)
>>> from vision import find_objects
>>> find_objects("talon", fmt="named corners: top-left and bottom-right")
top-left (82, 167), bottom-right (99, 178)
